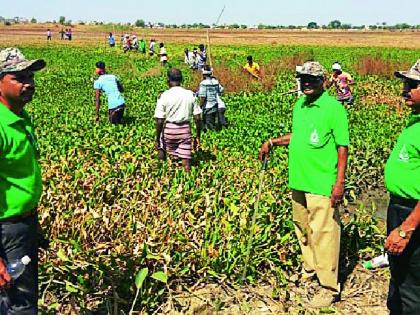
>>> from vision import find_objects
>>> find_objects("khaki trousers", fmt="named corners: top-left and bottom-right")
top-left (291, 190), bottom-right (341, 292)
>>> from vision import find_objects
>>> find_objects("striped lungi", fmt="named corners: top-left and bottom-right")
top-left (163, 122), bottom-right (192, 160)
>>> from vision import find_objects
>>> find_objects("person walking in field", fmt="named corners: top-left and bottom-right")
top-left (0, 47), bottom-right (46, 313)
top-left (196, 44), bottom-right (207, 70)
top-left (122, 35), bottom-right (131, 53)
top-left (159, 42), bottom-right (168, 66)
top-left (243, 55), bottom-right (261, 80)
top-left (149, 39), bottom-right (156, 56)
top-left (326, 62), bottom-right (355, 105)
top-left (154, 68), bottom-right (202, 172)
top-left (198, 65), bottom-right (227, 130)
top-left (259, 61), bottom-right (349, 308)
top-left (47, 29), bottom-right (52, 40)
top-left (131, 36), bottom-right (139, 51)
top-left (93, 61), bottom-right (126, 124)
top-left (384, 60), bottom-right (420, 315)
top-left (139, 38), bottom-right (146, 54)
top-left (108, 32), bottom-right (116, 48)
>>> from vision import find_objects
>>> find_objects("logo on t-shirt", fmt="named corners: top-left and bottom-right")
top-left (398, 144), bottom-right (410, 162)
top-left (310, 129), bottom-right (319, 145)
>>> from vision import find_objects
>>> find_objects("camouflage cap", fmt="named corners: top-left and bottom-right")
top-left (395, 59), bottom-right (420, 81)
top-left (296, 61), bottom-right (326, 78)
top-left (0, 47), bottom-right (46, 75)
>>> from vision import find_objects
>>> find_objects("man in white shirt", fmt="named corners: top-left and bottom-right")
top-left (155, 68), bottom-right (202, 171)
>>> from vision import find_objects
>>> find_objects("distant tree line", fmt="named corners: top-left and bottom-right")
top-left (2, 16), bottom-right (420, 30)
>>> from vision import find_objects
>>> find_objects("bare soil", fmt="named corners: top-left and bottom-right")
top-left (1, 24), bottom-right (420, 48)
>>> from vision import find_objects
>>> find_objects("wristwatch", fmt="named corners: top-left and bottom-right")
top-left (398, 226), bottom-right (415, 239)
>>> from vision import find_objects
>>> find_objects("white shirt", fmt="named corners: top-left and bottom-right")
top-left (154, 86), bottom-right (202, 123)
top-left (160, 47), bottom-right (167, 61)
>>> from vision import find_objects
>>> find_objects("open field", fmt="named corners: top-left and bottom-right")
top-left (2, 28), bottom-right (419, 313)
top-left (1, 24), bottom-right (420, 47)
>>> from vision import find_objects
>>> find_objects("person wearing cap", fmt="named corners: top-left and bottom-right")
top-left (326, 62), bottom-right (355, 105)
top-left (93, 61), bottom-right (126, 124)
top-left (243, 55), bottom-right (261, 80)
top-left (154, 68), bottom-right (202, 172)
top-left (0, 47), bottom-right (46, 313)
top-left (198, 65), bottom-right (226, 130)
top-left (259, 61), bottom-right (349, 308)
top-left (384, 60), bottom-right (420, 315)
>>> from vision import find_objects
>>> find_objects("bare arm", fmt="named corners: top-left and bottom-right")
top-left (259, 133), bottom-right (292, 160)
top-left (95, 89), bottom-right (101, 121)
top-left (331, 146), bottom-right (348, 206)
top-left (193, 114), bottom-right (201, 150)
top-left (155, 118), bottom-right (165, 149)
top-left (117, 80), bottom-right (124, 93)
top-left (401, 201), bottom-right (420, 232)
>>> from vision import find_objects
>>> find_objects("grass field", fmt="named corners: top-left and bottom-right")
top-left (2, 27), bottom-right (419, 314)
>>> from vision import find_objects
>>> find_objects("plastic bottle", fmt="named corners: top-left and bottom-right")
top-left (363, 253), bottom-right (389, 269)
top-left (6, 256), bottom-right (31, 280)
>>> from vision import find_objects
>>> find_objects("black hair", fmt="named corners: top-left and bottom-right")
top-left (167, 68), bottom-right (182, 83)
top-left (247, 55), bottom-right (253, 61)
top-left (95, 61), bottom-right (105, 69)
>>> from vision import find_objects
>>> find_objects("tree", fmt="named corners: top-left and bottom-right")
top-left (59, 16), bottom-right (65, 24)
top-left (135, 19), bottom-right (145, 27)
top-left (328, 20), bottom-right (341, 29)
top-left (307, 22), bottom-right (318, 29)
top-left (30, 18), bottom-right (37, 24)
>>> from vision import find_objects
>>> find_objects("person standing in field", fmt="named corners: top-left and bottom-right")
top-left (149, 39), bottom-right (156, 56)
top-left (122, 35), bottom-right (131, 53)
top-left (159, 43), bottom-right (168, 66)
top-left (108, 32), bottom-right (115, 48)
top-left (190, 48), bottom-right (199, 70)
top-left (184, 48), bottom-right (194, 66)
top-left (384, 60), bottom-right (420, 315)
top-left (198, 65), bottom-right (227, 130)
top-left (131, 36), bottom-right (139, 51)
top-left (326, 62), bottom-right (355, 105)
top-left (93, 61), bottom-right (126, 124)
top-left (154, 68), bottom-right (202, 172)
top-left (47, 29), bottom-right (52, 40)
top-left (139, 39), bottom-right (146, 54)
top-left (0, 47), bottom-right (46, 314)
top-left (243, 55), bottom-right (261, 80)
top-left (59, 28), bottom-right (65, 40)
top-left (259, 61), bottom-right (349, 308)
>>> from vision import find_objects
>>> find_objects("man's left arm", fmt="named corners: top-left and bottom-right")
top-left (385, 201), bottom-right (420, 255)
top-left (95, 89), bottom-right (101, 122)
top-left (331, 146), bottom-right (348, 206)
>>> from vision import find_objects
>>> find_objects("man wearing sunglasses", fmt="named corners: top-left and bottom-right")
top-left (259, 61), bottom-right (349, 308)
top-left (384, 60), bottom-right (420, 315)
top-left (0, 47), bottom-right (46, 313)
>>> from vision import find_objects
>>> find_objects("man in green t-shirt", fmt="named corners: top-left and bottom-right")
top-left (0, 47), bottom-right (46, 313)
top-left (384, 60), bottom-right (420, 315)
top-left (259, 61), bottom-right (349, 308)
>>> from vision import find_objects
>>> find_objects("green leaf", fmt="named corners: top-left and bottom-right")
top-left (135, 267), bottom-right (148, 289)
top-left (57, 248), bottom-right (69, 262)
top-left (151, 271), bottom-right (167, 283)
top-left (65, 281), bottom-right (78, 293)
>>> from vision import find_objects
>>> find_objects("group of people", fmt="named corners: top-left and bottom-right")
top-left (46, 28), bottom-right (73, 41)
top-left (0, 45), bottom-right (419, 314)
top-left (116, 33), bottom-right (146, 54)
top-left (184, 44), bottom-right (207, 70)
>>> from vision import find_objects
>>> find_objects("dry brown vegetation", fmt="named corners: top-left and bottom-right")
top-left (354, 56), bottom-right (411, 79)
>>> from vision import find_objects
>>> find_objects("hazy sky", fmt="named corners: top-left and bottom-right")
top-left (3, 0), bottom-right (419, 25)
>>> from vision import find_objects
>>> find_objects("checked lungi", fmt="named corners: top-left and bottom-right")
top-left (162, 122), bottom-right (192, 160)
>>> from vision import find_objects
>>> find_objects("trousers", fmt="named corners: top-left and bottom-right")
top-left (291, 190), bottom-right (340, 292)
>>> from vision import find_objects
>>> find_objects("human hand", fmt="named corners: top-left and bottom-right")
top-left (385, 228), bottom-right (410, 255)
top-left (0, 258), bottom-right (12, 288)
top-left (193, 137), bottom-right (200, 151)
top-left (259, 141), bottom-right (271, 161)
top-left (330, 182), bottom-right (344, 207)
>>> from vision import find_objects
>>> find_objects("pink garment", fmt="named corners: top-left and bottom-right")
top-left (331, 72), bottom-right (353, 98)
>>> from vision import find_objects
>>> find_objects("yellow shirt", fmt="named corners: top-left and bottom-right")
top-left (243, 62), bottom-right (260, 78)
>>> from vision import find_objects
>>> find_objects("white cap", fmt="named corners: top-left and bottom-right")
top-left (332, 63), bottom-right (342, 71)
top-left (21, 255), bottom-right (31, 265)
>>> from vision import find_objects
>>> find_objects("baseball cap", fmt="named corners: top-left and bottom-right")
top-left (296, 61), bottom-right (326, 78)
top-left (0, 47), bottom-right (46, 75)
top-left (95, 61), bottom-right (105, 69)
top-left (395, 60), bottom-right (420, 81)
top-left (332, 62), bottom-right (342, 71)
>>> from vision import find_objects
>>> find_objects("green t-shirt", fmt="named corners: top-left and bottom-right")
top-left (385, 114), bottom-right (420, 200)
top-left (288, 92), bottom-right (350, 197)
top-left (0, 103), bottom-right (42, 219)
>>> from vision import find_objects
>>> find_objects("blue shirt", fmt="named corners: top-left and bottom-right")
top-left (94, 74), bottom-right (125, 109)
top-left (198, 77), bottom-right (224, 109)
top-left (108, 36), bottom-right (115, 45)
